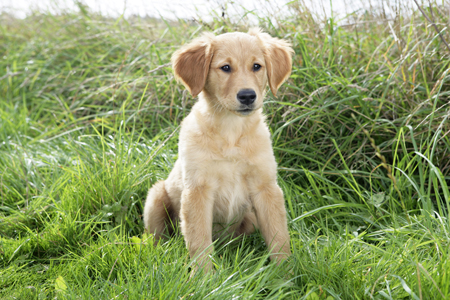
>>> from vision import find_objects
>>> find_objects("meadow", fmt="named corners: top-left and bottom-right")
top-left (1, 1), bottom-right (450, 299)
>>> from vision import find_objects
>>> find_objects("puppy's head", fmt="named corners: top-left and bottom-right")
top-left (171, 28), bottom-right (293, 116)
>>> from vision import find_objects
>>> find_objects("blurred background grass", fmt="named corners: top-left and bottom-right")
top-left (1, 0), bottom-right (450, 299)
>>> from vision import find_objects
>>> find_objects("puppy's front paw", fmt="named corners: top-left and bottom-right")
top-left (189, 259), bottom-right (215, 280)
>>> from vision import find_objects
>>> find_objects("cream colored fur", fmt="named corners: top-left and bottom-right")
top-left (143, 28), bottom-right (293, 271)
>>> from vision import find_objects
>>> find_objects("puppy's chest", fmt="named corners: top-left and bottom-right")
top-left (199, 135), bottom-right (261, 223)
top-left (218, 145), bottom-right (246, 161)
top-left (211, 159), bottom-right (251, 223)
top-left (214, 137), bottom-right (261, 217)
top-left (213, 136), bottom-right (254, 161)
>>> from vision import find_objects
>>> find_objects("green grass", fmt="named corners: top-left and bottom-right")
top-left (1, 1), bottom-right (450, 299)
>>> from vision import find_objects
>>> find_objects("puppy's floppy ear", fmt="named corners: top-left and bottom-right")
top-left (171, 33), bottom-right (214, 97)
top-left (249, 28), bottom-right (294, 97)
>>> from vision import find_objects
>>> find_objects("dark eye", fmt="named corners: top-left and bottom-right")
top-left (253, 63), bottom-right (261, 71)
top-left (221, 65), bottom-right (231, 72)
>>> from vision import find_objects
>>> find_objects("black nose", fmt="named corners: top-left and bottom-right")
top-left (237, 89), bottom-right (256, 105)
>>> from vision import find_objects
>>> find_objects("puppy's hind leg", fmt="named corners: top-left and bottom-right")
top-left (143, 180), bottom-right (172, 245)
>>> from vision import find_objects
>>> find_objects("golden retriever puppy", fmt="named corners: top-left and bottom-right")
top-left (144, 28), bottom-right (293, 271)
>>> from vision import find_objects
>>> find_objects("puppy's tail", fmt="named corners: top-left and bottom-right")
top-left (143, 180), bottom-right (172, 243)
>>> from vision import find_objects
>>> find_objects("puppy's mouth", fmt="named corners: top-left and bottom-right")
top-left (237, 108), bottom-right (254, 115)
top-left (236, 104), bottom-right (256, 115)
